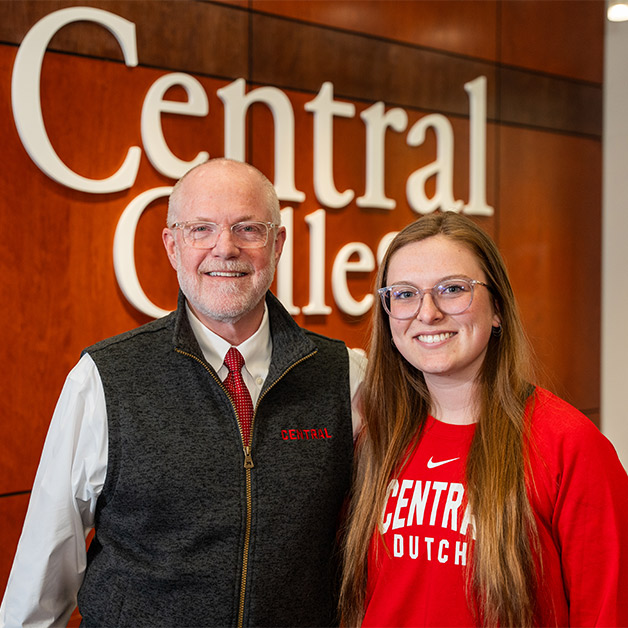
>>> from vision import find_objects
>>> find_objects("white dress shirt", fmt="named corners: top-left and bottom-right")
top-left (0, 305), bottom-right (365, 628)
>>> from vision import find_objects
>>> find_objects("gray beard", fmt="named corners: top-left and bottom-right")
top-left (177, 263), bottom-right (275, 325)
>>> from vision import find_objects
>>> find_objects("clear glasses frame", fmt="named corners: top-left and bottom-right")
top-left (378, 278), bottom-right (489, 319)
top-left (170, 221), bottom-right (278, 249)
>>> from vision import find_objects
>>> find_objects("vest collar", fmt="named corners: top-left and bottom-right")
top-left (172, 290), bottom-right (318, 383)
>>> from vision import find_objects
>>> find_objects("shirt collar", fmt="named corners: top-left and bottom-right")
top-left (185, 301), bottom-right (272, 380)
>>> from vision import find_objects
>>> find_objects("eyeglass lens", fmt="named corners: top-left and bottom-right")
top-left (385, 280), bottom-right (475, 318)
top-left (182, 222), bottom-right (270, 249)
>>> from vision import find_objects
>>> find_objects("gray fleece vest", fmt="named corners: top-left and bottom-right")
top-left (77, 292), bottom-right (353, 627)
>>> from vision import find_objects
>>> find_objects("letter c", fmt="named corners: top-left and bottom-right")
top-left (113, 187), bottom-right (172, 318)
top-left (381, 479), bottom-right (399, 534)
top-left (11, 7), bottom-right (141, 193)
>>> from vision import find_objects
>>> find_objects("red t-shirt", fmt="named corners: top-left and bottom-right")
top-left (363, 388), bottom-right (628, 627)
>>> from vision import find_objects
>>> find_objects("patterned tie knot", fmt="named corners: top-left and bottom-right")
top-left (224, 347), bottom-right (245, 374)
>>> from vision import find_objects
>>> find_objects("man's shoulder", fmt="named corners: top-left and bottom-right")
top-left (302, 329), bottom-right (347, 350)
top-left (83, 311), bottom-right (177, 357)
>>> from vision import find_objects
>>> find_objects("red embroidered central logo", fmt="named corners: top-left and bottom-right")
top-left (281, 428), bottom-right (333, 441)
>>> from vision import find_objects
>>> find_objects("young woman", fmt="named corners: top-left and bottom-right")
top-left (341, 212), bottom-right (628, 627)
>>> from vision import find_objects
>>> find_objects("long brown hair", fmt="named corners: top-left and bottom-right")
top-left (340, 212), bottom-right (539, 627)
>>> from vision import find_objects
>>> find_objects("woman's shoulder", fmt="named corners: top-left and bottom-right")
top-left (529, 386), bottom-right (622, 466)
top-left (530, 387), bottom-right (595, 430)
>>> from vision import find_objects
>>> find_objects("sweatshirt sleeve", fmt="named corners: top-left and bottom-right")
top-left (532, 391), bottom-right (628, 627)
top-left (0, 354), bottom-right (108, 628)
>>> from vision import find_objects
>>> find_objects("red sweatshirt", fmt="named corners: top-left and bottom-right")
top-left (363, 388), bottom-right (628, 627)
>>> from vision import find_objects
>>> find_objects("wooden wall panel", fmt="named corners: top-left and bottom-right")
top-left (250, 0), bottom-right (500, 62)
top-left (249, 10), bottom-right (599, 137)
top-left (1, 0), bottom-right (250, 77)
top-left (500, 0), bottom-right (604, 83)
top-left (250, 11), bottom-right (497, 117)
top-left (497, 126), bottom-right (601, 412)
top-left (499, 66), bottom-right (602, 136)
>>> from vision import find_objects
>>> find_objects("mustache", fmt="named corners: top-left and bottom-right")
top-left (198, 260), bottom-right (255, 274)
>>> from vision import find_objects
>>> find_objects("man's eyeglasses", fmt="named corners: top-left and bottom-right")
top-left (170, 221), bottom-right (278, 249)
top-left (378, 278), bottom-right (489, 319)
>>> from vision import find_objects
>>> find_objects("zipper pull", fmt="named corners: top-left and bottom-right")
top-left (243, 446), bottom-right (254, 469)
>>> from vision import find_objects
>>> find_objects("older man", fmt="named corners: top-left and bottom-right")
top-left (1, 159), bottom-right (364, 627)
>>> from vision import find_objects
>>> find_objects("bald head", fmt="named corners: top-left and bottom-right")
top-left (168, 158), bottom-right (280, 227)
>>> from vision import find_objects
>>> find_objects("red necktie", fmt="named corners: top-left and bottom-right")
top-left (223, 347), bottom-right (254, 446)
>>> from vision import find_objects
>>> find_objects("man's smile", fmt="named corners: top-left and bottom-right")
top-left (205, 270), bottom-right (248, 277)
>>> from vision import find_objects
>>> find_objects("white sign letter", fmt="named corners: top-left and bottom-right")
top-left (276, 207), bottom-right (300, 315)
top-left (114, 187), bottom-right (173, 318)
top-left (11, 7), bottom-right (141, 193)
top-left (357, 102), bottom-right (407, 209)
top-left (463, 76), bottom-right (494, 216)
top-left (302, 209), bottom-right (332, 315)
top-left (218, 78), bottom-right (305, 202)
top-left (406, 114), bottom-right (463, 215)
top-left (332, 242), bottom-right (375, 316)
top-left (141, 72), bottom-right (209, 179)
top-left (377, 231), bottom-right (398, 265)
top-left (305, 82), bottom-right (355, 209)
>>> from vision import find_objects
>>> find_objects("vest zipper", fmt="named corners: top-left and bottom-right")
top-left (238, 463), bottom-right (253, 628)
top-left (175, 346), bottom-right (317, 628)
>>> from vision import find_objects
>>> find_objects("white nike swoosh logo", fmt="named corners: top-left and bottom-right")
top-left (427, 456), bottom-right (460, 469)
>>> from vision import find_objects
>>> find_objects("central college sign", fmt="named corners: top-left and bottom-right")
top-left (11, 6), bottom-right (494, 319)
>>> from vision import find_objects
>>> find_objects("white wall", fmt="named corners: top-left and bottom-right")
top-left (602, 18), bottom-right (628, 470)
